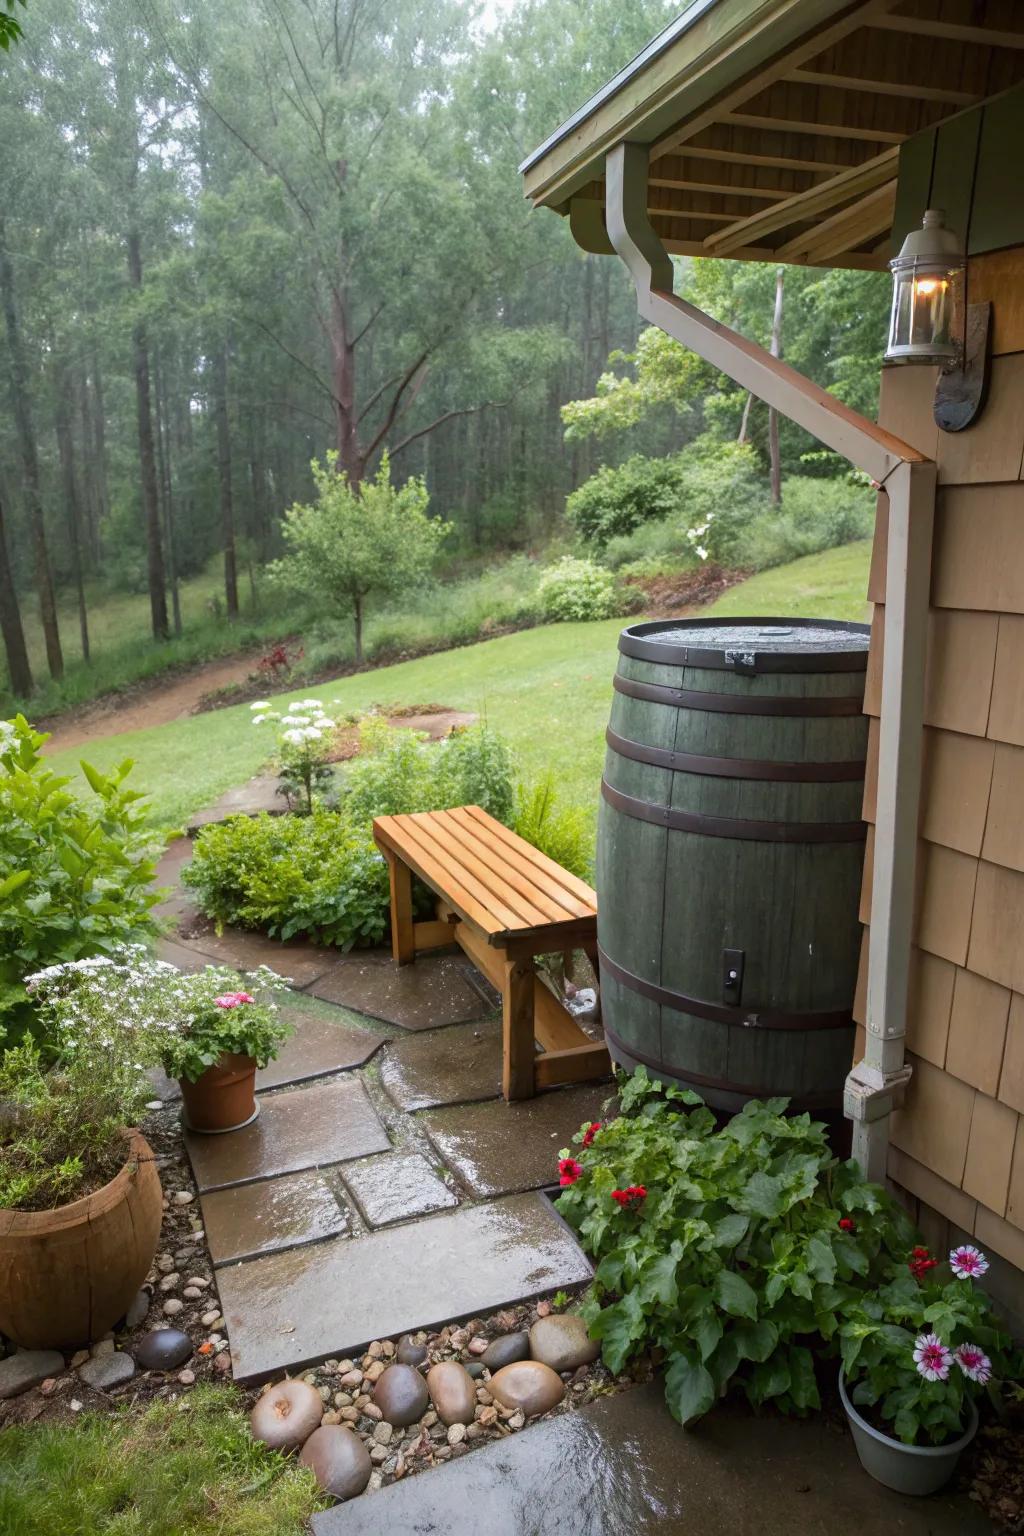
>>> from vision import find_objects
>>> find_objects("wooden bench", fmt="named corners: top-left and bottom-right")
top-left (372, 805), bottom-right (610, 1100)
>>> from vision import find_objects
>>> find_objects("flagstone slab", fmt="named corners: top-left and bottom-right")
top-left (421, 1085), bottom-right (612, 1199)
top-left (187, 775), bottom-right (283, 831)
top-left (379, 1019), bottom-right (503, 1111)
top-left (151, 837), bottom-right (198, 925)
top-left (340, 1152), bottom-right (458, 1228)
top-left (217, 1193), bottom-right (591, 1383)
top-left (172, 924), bottom-right (336, 987)
top-left (201, 1169), bottom-right (350, 1266)
top-left (256, 1010), bottom-right (385, 1090)
top-left (184, 1077), bottom-right (390, 1192)
top-left (310, 1382), bottom-right (988, 1536)
top-left (309, 951), bottom-right (494, 1030)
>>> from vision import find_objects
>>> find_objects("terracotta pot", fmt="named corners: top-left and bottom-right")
top-left (179, 1052), bottom-right (259, 1133)
top-left (0, 1129), bottom-right (162, 1349)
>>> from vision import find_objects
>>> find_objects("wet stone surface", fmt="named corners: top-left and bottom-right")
top-left (187, 775), bottom-right (283, 830)
top-left (77, 1352), bottom-right (136, 1392)
top-left (256, 1009), bottom-right (384, 1090)
top-left (341, 1152), bottom-right (457, 1228)
top-left (172, 924), bottom-right (336, 988)
top-left (309, 951), bottom-right (494, 1030)
top-left (200, 1168), bottom-right (350, 1266)
top-left (184, 1076), bottom-right (390, 1192)
top-left (133, 1329), bottom-right (193, 1372)
top-left (379, 1019), bottom-right (503, 1111)
top-left (216, 1193), bottom-right (592, 1383)
top-left (422, 1085), bottom-right (612, 1199)
top-left (309, 1382), bottom-right (989, 1536)
top-left (0, 1351), bottom-right (65, 1400)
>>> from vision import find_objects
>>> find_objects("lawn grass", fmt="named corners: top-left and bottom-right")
top-left (0, 1386), bottom-right (325, 1536)
top-left (45, 540), bottom-right (872, 833)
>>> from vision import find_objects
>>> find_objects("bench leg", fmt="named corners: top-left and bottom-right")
top-left (502, 956), bottom-right (536, 1101)
top-left (385, 853), bottom-right (415, 965)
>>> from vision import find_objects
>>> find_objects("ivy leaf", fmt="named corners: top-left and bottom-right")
top-left (664, 1353), bottom-right (715, 1427)
top-left (734, 1171), bottom-right (786, 1220)
top-left (748, 1356), bottom-right (791, 1406)
top-left (732, 1319), bottom-right (778, 1363)
top-left (714, 1269), bottom-right (758, 1320)
top-left (589, 1290), bottom-right (645, 1374)
top-left (639, 1246), bottom-right (681, 1308)
top-left (711, 1213), bottom-right (749, 1250)
top-left (693, 1310), bottom-right (723, 1364)
top-left (806, 1234), bottom-right (837, 1286)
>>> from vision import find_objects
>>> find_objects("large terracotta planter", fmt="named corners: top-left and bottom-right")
top-left (179, 1052), bottom-right (259, 1133)
top-left (0, 1129), bottom-right (162, 1349)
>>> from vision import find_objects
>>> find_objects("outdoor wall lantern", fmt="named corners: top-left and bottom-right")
top-left (884, 208), bottom-right (991, 432)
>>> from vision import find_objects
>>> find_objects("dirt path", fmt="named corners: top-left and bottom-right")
top-left (40, 653), bottom-right (259, 754)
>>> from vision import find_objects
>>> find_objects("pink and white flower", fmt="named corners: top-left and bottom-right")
top-left (913, 1332), bottom-right (953, 1382)
top-left (954, 1344), bottom-right (992, 1384)
top-left (214, 991), bottom-right (255, 1009)
top-left (949, 1244), bottom-right (989, 1280)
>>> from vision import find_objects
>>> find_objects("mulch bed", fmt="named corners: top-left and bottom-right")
top-left (625, 562), bottom-right (750, 616)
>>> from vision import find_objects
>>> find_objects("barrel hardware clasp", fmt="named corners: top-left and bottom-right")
top-left (722, 948), bottom-right (745, 1006)
top-left (724, 648), bottom-right (758, 674)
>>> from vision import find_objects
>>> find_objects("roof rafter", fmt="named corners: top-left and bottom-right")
top-left (866, 15), bottom-right (1024, 50)
top-left (787, 68), bottom-right (973, 106)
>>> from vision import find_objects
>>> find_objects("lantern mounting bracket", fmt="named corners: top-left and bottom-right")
top-left (933, 301), bottom-right (992, 433)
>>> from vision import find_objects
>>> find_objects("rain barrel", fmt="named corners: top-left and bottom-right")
top-left (596, 617), bottom-right (870, 1113)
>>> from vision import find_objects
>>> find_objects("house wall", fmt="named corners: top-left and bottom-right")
top-left (855, 93), bottom-right (1024, 1325)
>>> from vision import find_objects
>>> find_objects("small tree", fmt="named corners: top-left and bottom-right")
top-left (271, 455), bottom-right (449, 663)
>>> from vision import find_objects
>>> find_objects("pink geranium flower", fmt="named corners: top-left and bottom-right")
top-left (949, 1244), bottom-right (989, 1280)
top-left (955, 1344), bottom-right (992, 1384)
top-left (913, 1333), bottom-right (953, 1382)
top-left (214, 991), bottom-right (255, 1009)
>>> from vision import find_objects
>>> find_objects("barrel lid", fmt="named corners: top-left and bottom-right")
top-left (619, 617), bottom-right (871, 674)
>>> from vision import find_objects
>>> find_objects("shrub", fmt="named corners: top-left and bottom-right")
top-left (182, 810), bottom-right (391, 950)
top-left (342, 721), bottom-right (516, 826)
top-left (537, 557), bottom-right (618, 622)
top-left (556, 1069), bottom-right (916, 1427)
top-left (513, 772), bottom-right (594, 880)
top-left (0, 716), bottom-right (158, 1044)
top-left (566, 454), bottom-right (688, 545)
top-left (728, 476), bottom-right (875, 571)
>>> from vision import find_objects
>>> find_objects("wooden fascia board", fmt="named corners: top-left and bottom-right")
top-left (521, 0), bottom-right (851, 210)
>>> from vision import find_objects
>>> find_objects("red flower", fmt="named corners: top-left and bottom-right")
top-left (582, 1121), bottom-right (602, 1148)
top-left (611, 1185), bottom-right (647, 1210)
top-left (558, 1158), bottom-right (583, 1187)
top-left (909, 1245), bottom-right (939, 1281)
top-left (838, 1217), bottom-right (856, 1233)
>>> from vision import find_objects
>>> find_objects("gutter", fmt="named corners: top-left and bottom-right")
top-left (604, 142), bottom-right (936, 1182)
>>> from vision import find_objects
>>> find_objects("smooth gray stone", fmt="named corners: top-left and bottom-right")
top-left (309, 1382), bottom-right (992, 1536)
top-left (134, 1329), bottom-right (193, 1371)
top-left (529, 1315), bottom-right (599, 1373)
top-left (124, 1289), bottom-right (151, 1329)
top-left (480, 1332), bottom-right (529, 1371)
top-left (0, 1350), bottom-right (65, 1399)
top-left (78, 1351), bottom-right (136, 1391)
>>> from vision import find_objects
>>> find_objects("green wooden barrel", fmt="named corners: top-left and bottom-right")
top-left (596, 617), bottom-right (870, 1113)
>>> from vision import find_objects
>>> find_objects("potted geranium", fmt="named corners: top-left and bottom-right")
top-left (158, 963), bottom-right (292, 1133)
top-left (0, 951), bottom-right (165, 1348)
top-left (838, 1242), bottom-right (1013, 1495)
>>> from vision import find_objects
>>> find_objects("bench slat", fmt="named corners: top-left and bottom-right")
top-left (430, 809), bottom-right (576, 924)
top-left (374, 815), bottom-right (505, 936)
top-left (405, 811), bottom-right (552, 928)
top-left (444, 807), bottom-right (594, 919)
top-left (460, 805), bottom-right (597, 912)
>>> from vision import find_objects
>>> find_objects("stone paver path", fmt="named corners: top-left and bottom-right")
top-left (158, 828), bottom-right (608, 1385)
top-left (309, 1382), bottom-right (989, 1536)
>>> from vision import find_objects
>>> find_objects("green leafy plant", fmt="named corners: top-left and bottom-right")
top-left (556, 1069), bottom-right (915, 1427)
top-left (0, 716), bottom-right (159, 1044)
top-left (182, 810), bottom-right (391, 951)
top-left (341, 720), bottom-right (516, 826)
top-left (566, 454), bottom-right (691, 546)
top-left (149, 965), bottom-right (292, 1083)
top-left (537, 556), bottom-right (619, 621)
top-left (513, 771), bottom-right (593, 880)
top-left (840, 1244), bottom-right (1015, 1446)
top-left (250, 698), bottom-right (337, 813)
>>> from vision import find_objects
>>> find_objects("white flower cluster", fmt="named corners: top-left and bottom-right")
top-left (250, 697), bottom-right (335, 747)
top-left (0, 718), bottom-right (16, 755)
top-left (685, 512), bottom-right (714, 562)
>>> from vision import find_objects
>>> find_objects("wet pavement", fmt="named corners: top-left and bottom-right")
top-left (309, 949), bottom-right (496, 1028)
top-left (184, 1076), bottom-right (390, 1191)
top-left (255, 1008), bottom-right (384, 1089)
top-left (340, 1152), bottom-right (458, 1227)
top-left (310, 1381), bottom-right (989, 1536)
top-left (216, 1192), bottom-right (592, 1383)
top-left (379, 1018), bottom-right (504, 1110)
top-left (422, 1085), bottom-right (614, 1199)
top-left (187, 774), bottom-right (283, 830)
top-left (201, 1169), bottom-right (351, 1266)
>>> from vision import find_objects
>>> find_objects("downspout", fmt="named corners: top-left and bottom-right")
top-left (604, 142), bottom-right (937, 1184)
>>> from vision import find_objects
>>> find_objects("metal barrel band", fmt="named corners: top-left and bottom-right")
top-left (604, 726), bottom-right (865, 783)
top-left (603, 1022), bottom-right (842, 1109)
top-left (600, 779), bottom-right (867, 845)
top-left (612, 671), bottom-right (865, 717)
top-left (598, 946), bottom-right (854, 1031)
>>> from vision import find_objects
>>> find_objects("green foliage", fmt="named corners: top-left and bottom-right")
top-left (342, 720), bottom-right (516, 827)
top-left (151, 964), bottom-right (292, 1083)
top-left (841, 1260), bottom-right (1016, 1446)
top-left (537, 556), bottom-right (619, 622)
top-left (0, 1384), bottom-right (326, 1535)
top-left (727, 478), bottom-right (875, 572)
top-left (556, 1069), bottom-right (916, 1427)
top-left (561, 326), bottom-right (711, 441)
top-left (182, 810), bottom-right (391, 952)
top-left (0, 1), bottom-right (25, 51)
top-left (0, 716), bottom-right (158, 1042)
top-left (269, 456), bottom-right (450, 661)
top-left (512, 771), bottom-right (594, 880)
top-left (566, 455), bottom-right (690, 546)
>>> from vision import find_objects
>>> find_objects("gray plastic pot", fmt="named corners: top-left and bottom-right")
top-left (839, 1371), bottom-right (978, 1496)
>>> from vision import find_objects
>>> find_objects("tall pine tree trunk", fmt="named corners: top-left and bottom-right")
top-left (331, 286), bottom-right (362, 485)
top-left (90, 351), bottom-right (109, 562)
top-left (53, 351), bottom-right (90, 663)
top-left (126, 226), bottom-right (169, 641)
top-left (0, 491), bottom-right (32, 699)
top-left (153, 349), bottom-right (182, 637)
top-left (213, 342), bottom-right (239, 617)
top-left (0, 221), bottom-right (63, 680)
